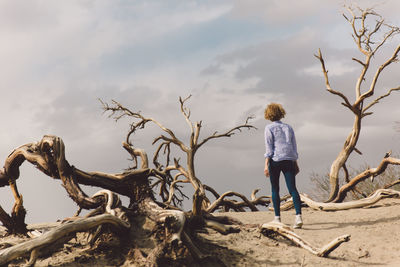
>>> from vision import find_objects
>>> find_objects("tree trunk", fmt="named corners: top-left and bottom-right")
top-left (327, 115), bottom-right (361, 202)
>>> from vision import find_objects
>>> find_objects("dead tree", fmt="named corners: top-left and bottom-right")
top-left (315, 6), bottom-right (400, 202)
top-left (100, 95), bottom-right (266, 214)
top-left (0, 96), bottom-right (276, 266)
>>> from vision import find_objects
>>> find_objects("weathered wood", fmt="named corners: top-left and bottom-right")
top-left (274, 189), bottom-right (400, 212)
top-left (333, 157), bottom-right (400, 202)
top-left (0, 135), bottom-right (155, 233)
top-left (102, 96), bottom-right (255, 214)
top-left (0, 214), bottom-right (130, 266)
top-left (0, 96), bottom-right (270, 265)
top-left (206, 191), bottom-right (260, 213)
top-left (141, 198), bottom-right (186, 244)
top-left (204, 219), bottom-right (240, 235)
top-left (261, 222), bottom-right (350, 257)
top-left (315, 6), bottom-right (400, 202)
top-left (303, 189), bottom-right (400, 211)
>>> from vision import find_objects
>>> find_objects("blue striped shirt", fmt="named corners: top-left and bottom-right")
top-left (264, 121), bottom-right (298, 161)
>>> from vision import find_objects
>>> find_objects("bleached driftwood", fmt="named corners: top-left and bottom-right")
top-left (333, 156), bottom-right (400, 202)
top-left (302, 189), bottom-right (400, 211)
top-left (0, 214), bottom-right (130, 266)
top-left (261, 222), bottom-right (350, 257)
top-left (277, 189), bottom-right (400, 212)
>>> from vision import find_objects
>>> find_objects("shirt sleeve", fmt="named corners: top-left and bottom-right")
top-left (264, 126), bottom-right (274, 158)
top-left (290, 126), bottom-right (299, 159)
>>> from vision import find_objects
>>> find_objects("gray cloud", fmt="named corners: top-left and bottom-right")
top-left (1, 1), bottom-right (400, 223)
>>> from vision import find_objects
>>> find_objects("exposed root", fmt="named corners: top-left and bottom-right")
top-left (0, 214), bottom-right (130, 266)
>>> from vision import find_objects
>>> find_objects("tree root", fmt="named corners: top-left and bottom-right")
top-left (0, 214), bottom-right (130, 266)
top-left (261, 222), bottom-right (350, 257)
top-left (204, 219), bottom-right (240, 235)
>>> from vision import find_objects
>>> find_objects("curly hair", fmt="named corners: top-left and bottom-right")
top-left (264, 103), bottom-right (286, 121)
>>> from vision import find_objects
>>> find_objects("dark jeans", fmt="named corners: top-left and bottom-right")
top-left (268, 159), bottom-right (302, 216)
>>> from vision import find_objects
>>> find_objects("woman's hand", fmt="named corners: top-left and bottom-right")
top-left (264, 158), bottom-right (270, 177)
top-left (264, 167), bottom-right (270, 177)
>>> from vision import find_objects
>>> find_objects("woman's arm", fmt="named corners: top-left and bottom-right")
top-left (264, 127), bottom-right (274, 159)
top-left (264, 157), bottom-right (270, 177)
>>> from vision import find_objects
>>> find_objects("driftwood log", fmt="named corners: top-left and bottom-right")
top-left (261, 222), bottom-right (350, 257)
top-left (277, 189), bottom-right (400, 212)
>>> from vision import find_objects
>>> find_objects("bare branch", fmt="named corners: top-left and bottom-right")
top-left (363, 86), bottom-right (400, 113)
top-left (372, 24), bottom-right (400, 54)
top-left (206, 191), bottom-right (259, 213)
top-left (384, 178), bottom-right (400, 189)
top-left (251, 189), bottom-right (260, 201)
top-left (179, 95), bottom-right (195, 146)
top-left (166, 174), bottom-right (190, 205)
top-left (197, 118), bottom-right (256, 149)
top-left (333, 156), bottom-right (400, 202)
top-left (122, 142), bottom-right (148, 169)
top-left (193, 121), bottom-right (202, 146)
top-left (355, 45), bottom-right (400, 107)
top-left (101, 99), bottom-right (188, 152)
top-left (204, 184), bottom-right (220, 199)
top-left (352, 57), bottom-right (366, 67)
top-left (315, 49), bottom-right (355, 112)
top-left (344, 6), bottom-right (369, 55)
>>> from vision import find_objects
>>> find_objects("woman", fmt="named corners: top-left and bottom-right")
top-left (263, 103), bottom-right (303, 228)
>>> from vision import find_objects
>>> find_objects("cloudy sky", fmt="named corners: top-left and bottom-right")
top-left (1, 0), bottom-right (400, 223)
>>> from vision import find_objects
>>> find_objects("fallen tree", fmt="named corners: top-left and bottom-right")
top-left (0, 96), bottom-right (276, 266)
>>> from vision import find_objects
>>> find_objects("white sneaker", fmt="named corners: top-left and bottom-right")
top-left (272, 216), bottom-right (281, 223)
top-left (293, 215), bottom-right (303, 229)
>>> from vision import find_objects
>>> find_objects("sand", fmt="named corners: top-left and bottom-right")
top-left (207, 198), bottom-right (400, 266)
top-left (2, 198), bottom-right (400, 266)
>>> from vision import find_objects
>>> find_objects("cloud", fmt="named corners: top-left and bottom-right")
top-left (230, 0), bottom-right (400, 26)
top-left (230, 0), bottom-right (336, 24)
top-left (301, 61), bottom-right (358, 77)
top-left (1, 0), bottom-right (400, 223)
